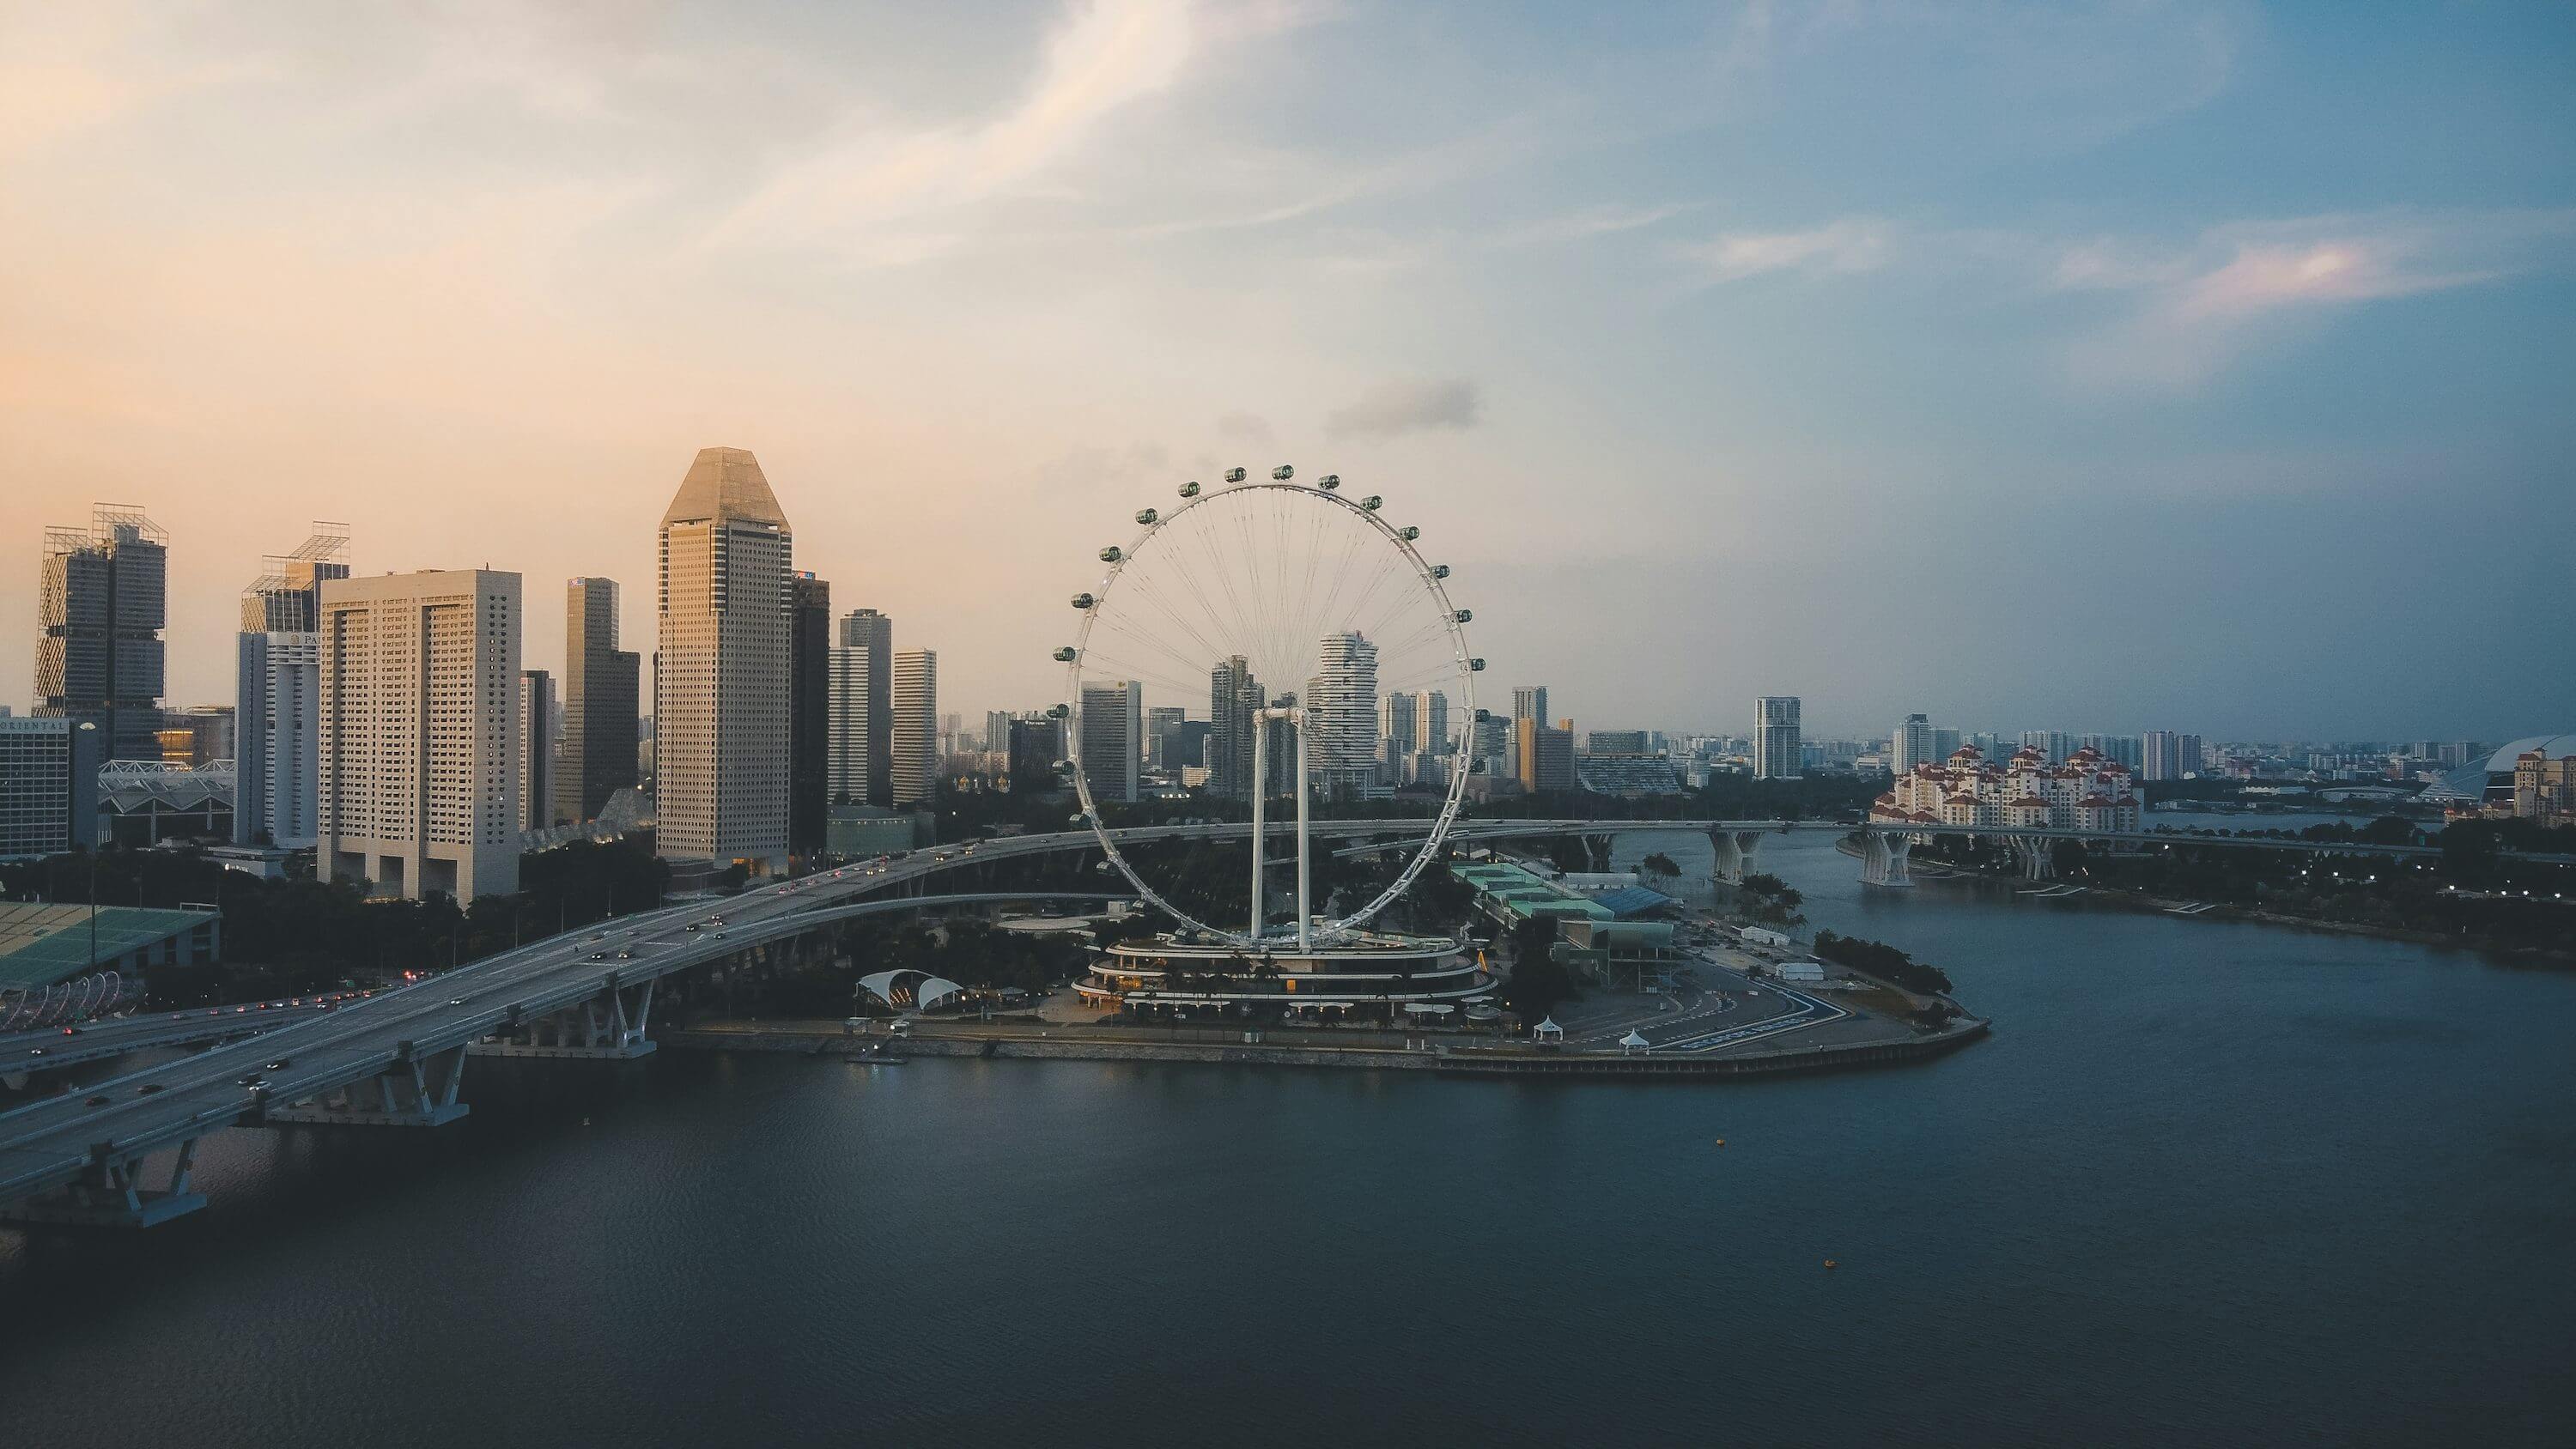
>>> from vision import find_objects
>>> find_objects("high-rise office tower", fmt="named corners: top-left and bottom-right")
top-left (891, 648), bottom-right (938, 808)
top-left (1753, 696), bottom-right (1801, 779)
top-left (557, 577), bottom-right (640, 824)
top-left (1145, 706), bottom-right (1187, 770)
top-left (1472, 709), bottom-right (1511, 776)
top-left (518, 669), bottom-right (552, 832)
top-left (1378, 692), bottom-right (1417, 768)
top-left (1516, 716), bottom-right (1577, 792)
top-left (1006, 718), bottom-right (1060, 791)
top-left (1080, 681), bottom-right (1142, 804)
top-left (1894, 713), bottom-right (1933, 775)
top-left (828, 608), bottom-right (893, 807)
top-left (1413, 690), bottom-right (1449, 755)
top-left (318, 569), bottom-right (522, 903)
top-left (1305, 631), bottom-right (1381, 799)
top-left (984, 710), bottom-right (1015, 756)
top-left (235, 523), bottom-right (349, 848)
top-left (0, 716), bottom-right (104, 858)
top-left (1208, 656), bottom-right (1262, 799)
top-left (236, 634), bottom-right (320, 847)
top-left (36, 503), bottom-right (168, 760)
top-left (787, 572), bottom-right (831, 854)
top-left (654, 448), bottom-right (793, 876)
top-left (1511, 686), bottom-right (1548, 726)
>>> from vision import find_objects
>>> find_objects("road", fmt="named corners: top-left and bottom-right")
top-left (0, 996), bottom-right (368, 1083)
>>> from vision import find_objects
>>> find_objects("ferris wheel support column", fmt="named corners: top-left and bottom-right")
top-left (1294, 711), bottom-right (1312, 952)
top-left (1249, 720), bottom-right (1268, 941)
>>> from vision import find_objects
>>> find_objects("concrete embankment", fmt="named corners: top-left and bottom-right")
top-left (655, 1020), bottom-right (1990, 1081)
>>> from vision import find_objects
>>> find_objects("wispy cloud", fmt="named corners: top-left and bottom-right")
top-left (708, 0), bottom-right (1196, 254)
top-left (1326, 378), bottom-right (1482, 439)
top-left (2061, 209), bottom-right (2576, 388)
top-left (1674, 219), bottom-right (1887, 285)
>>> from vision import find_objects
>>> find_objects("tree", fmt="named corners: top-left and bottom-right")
top-left (1639, 852), bottom-right (1680, 879)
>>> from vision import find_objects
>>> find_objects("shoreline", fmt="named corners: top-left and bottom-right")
top-left (656, 1016), bottom-right (1991, 1081)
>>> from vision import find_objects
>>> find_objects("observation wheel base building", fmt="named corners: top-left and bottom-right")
top-left (1079, 929), bottom-right (1489, 1023)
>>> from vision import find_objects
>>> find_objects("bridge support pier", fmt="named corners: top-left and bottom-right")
top-left (1859, 832), bottom-right (1915, 888)
top-left (1581, 835), bottom-right (1613, 872)
top-left (1, 1137), bottom-right (208, 1228)
top-left (471, 978), bottom-right (658, 1060)
top-left (2014, 840), bottom-right (2056, 882)
top-left (1709, 830), bottom-right (1765, 885)
top-left (268, 1044), bottom-right (470, 1127)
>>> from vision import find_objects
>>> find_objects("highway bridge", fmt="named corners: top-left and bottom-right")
top-left (1, 997), bottom-right (358, 1088)
top-left (6, 815), bottom-right (2564, 1228)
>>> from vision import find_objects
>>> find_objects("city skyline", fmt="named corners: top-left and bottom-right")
top-left (3, 4), bottom-right (2569, 740)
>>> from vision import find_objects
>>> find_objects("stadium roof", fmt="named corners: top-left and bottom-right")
top-left (2420, 734), bottom-right (2576, 804)
top-left (0, 903), bottom-right (218, 991)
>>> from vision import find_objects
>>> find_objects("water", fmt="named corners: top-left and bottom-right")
top-left (4, 830), bottom-right (2570, 1447)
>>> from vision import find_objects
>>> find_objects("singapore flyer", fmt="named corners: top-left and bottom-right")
top-left (1058, 466), bottom-right (1488, 1009)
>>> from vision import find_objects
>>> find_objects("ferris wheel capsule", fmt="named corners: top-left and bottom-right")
top-left (1397, 525), bottom-right (1419, 542)
top-left (1053, 646), bottom-right (1077, 662)
top-left (1469, 658), bottom-right (1486, 671)
top-left (1318, 474), bottom-right (1340, 490)
top-left (1431, 563), bottom-right (1450, 579)
top-left (1048, 703), bottom-right (1069, 718)
top-left (1453, 609), bottom-right (1473, 623)
top-left (1135, 508), bottom-right (1158, 525)
top-left (1271, 465), bottom-right (1294, 481)
top-left (1224, 467), bottom-right (1247, 483)
top-left (1359, 494), bottom-right (1382, 511)
top-left (1071, 592), bottom-right (1095, 609)
top-left (1179, 481), bottom-right (1200, 498)
top-left (1099, 545), bottom-right (1124, 563)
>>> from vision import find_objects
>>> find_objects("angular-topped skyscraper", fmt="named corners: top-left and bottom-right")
top-left (655, 447), bottom-right (793, 876)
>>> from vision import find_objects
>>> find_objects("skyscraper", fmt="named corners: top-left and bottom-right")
top-left (36, 503), bottom-right (168, 760)
top-left (1511, 686), bottom-right (1548, 726)
top-left (318, 569), bottom-right (522, 903)
top-left (557, 577), bottom-right (640, 824)
top-left (2142, 731), bottom-right (2202, 782)
top-left (891, 648), bottom-right (938, 808)
top-left (787, 572), bottom-right (831, 854)
top-left (1080, 681), bottom-right (1142, 804)
top-left (828, 608), bottom-right (893, 807)
top-left (0, 717), bottom-right (103, 858)
top-left (1894, 713), bottom-right (1933, 775)
top-left (983, 710), bottom-right (1015, 756)
top-left (518, 669), bottom-right (552, 832)
top-left (654, 447), bottom-right (793, 876)
top-left (1516, 716), bottom-right (1576, 792)
top-left (1006, 717), bottom-right (1060, 791)
top-left (1753, 696), bottom-right (1801, 779)
top-left (1413, 689), bottom-right (1449, 755)
top-left (1145, 706), bottom-right (1187, 770)
top-left (1378, 692), bottom-right (1417, 770)
top-left (1305, 631), bottom-right (1381, 799)
top-left (1208, 656), bottom-right (1261, 799)
top-left (235, 523), bottom-right (349, 849)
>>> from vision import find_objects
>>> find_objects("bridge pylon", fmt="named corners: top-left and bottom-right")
top-left (470, 975), bottom-right (658, 1060)
top-left (2013, 838), bottom-right (2057, 882)
top-left (1708, 829), bottom-right (1765, 885)
top-left (0, 1136), bottom-right (207, 1228)
top-left (266, 1041), bottom-right (470, 1128)
top-left (1859, 830), bottom-right (1915, 888)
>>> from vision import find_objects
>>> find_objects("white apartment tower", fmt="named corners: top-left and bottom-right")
top-left (1305, 631), bottom-right (1382, 800)
top-left (318, 569), bottom-right (522, 903)
top-left (655, 447), bottom-right (793, 876)
top-left (828, 609), bottom-right (893, 808)
top-left (891, 648), bottom-right (938, 808)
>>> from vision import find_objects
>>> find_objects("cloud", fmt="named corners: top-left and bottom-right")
top-left (708, 0), bottom-right (1196, 254)
top-left (1325, 378), bottom-right (1483, 439)
top-left (2061, 209), bottom-right (2576, 388)
top-left (1674, 219), bottom-right (1887, 284)
top-left (1497, 203), bottom-right (1700, 248)
top-left (1215, 411), bottom-right (1275, 443)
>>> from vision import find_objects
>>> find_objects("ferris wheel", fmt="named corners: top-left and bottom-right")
top-left (1059, 465), bottom-right (1480, 949)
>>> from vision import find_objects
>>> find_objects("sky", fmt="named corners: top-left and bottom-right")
top-left (2, 0), bottom-right (2569, 743)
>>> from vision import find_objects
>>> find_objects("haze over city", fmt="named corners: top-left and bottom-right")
top-left (4, 1), bottom-right (2568, 739)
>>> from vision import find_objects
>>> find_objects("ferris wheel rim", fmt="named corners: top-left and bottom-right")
top-left (1060, 476), bottom-right (1475, 949)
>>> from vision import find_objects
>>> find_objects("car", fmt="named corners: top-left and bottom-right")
top-left (236, 1074), bottom-right (266, 1088)
top-left (83, 1094), bottom-right (109, 1106)
top-left (136, 1082), bottom-right (164, 1095)
top-left (60, 1024), bottom-right (79, 1035)
top-left (265, 1058), bottom-right (291, 1070)
top-left (448, 997), bottom-right (467, 1006)
top-left (26, 1047), bottom-right (44, 1058)
top-left (684, 923), bottom-right (702, 932)
top-left (588, 952), bottom-right (606, 961)
top-left (615, 950), bottom-right (634, 961)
